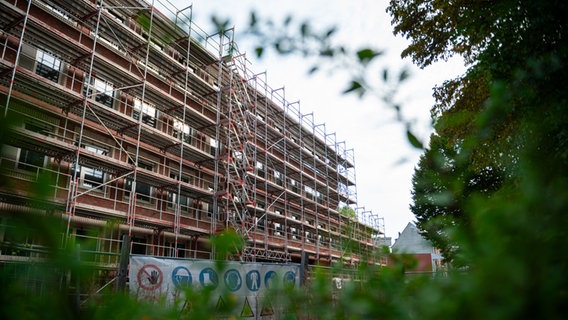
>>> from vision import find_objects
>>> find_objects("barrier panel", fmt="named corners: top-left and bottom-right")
top-left (129, 255), bottom-right (300, 318)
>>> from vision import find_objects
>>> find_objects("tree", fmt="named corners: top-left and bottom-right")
top-left (411, 133), bottom-right (505, 264)
top-left (338, 205), bottom-right (357, 221)
top-left (392, 0), bottom-right (568, 257)
top-left (393, 0), bottom-right (568, 316)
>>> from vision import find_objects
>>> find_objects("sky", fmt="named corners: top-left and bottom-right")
top-left (157, 0), bottom-right (466, 241)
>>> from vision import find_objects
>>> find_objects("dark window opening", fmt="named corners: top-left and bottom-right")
top-left (35, 50), bottom-right (61, 82)
top-left (125, 162), bottom-right (152, 202)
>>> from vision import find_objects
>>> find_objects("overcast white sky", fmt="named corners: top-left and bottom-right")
top-left (158, 0), bottom-right (466, 241)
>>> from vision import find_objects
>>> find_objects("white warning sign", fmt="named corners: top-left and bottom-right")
top-left (137, 264), bottom-right (163, 290)
top-left (129, 256), bottom-right (300, 318)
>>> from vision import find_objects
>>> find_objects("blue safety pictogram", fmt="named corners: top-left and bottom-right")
top-left (264, 270), bottom-right (277, 289)
top-left (224, 269), bottom-right (242, 292)
top-left (172, 266), bottom-right (192, 288)
top-left (283, 270), bottom-right (295, 288)
top-left (199, 267), bottom-right (218, 289)
top-left (246, 270), bottom-right (261, 291)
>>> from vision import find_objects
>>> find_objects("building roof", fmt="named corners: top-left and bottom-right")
top-left (391, 222), bottom-right (436, 254)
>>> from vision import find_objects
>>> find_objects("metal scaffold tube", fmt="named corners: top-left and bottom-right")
top-left (127, 1), bottom-right (155, 237)
top-left (0, 0), bottom-right (383, 270)
top-left (2, 0), bottom-right (32, 117)
top-left (172, 3), bottom-right (193, 258)
top-left (66, 5), bottom-right (104, 243)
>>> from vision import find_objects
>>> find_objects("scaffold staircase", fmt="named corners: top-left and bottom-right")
top-left (216, 53), bottom-right (257, 258)
top-left (218, 54), bottom-right (291, 262)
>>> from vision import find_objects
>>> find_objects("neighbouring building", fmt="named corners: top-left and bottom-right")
top-left (375, 236), bottom-right (392, 249)
top-left (0, 0), bottom-right (384, 271)
top-left (391, 222), bottom-right (443, 273)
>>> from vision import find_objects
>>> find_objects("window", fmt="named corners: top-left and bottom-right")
top-left (82, 166), bottom-right (104, 188)
top-left (256, 217), bottom-right (265, 230)
top-left (177, 243), bottom-right (186, 258)
top-left (206, 202), bottom-right (215, 218)
top-left (168, 174), bottom-right (192, 212)
top-left (18, 148), bottom-right (44, 172)
top-left (305, 186), bottom-right (315, 200)
top-left (72, 145), bottom-right (106, 188)
top-left (91, 78), bottom-right (114, 108)
top-left (316, 191), bottom-right (323, 204)
top-left (173, 119), bottom-right (194, 144)
top-left (256, 161), bottom-right (265, 178)
top-left (130, 237), bottom-right (146, 254)
top-left (274, 170), bottom-right (283, 186)
top-left (18, 124), bottom-right (46, 172)
top-left (274, 223), bottom-right (283, 236)
top-left (125, 162), bottom-right (152, 201)
top-left (35, 49), bottom-right (61, 82)
top-left (72, 164), bottom-right (104, 188)
top-left (164, 242), bottom-right (186, 258)
top-left (133, 99), bottom-right (156, 128)
top-left (290, 179), bottom-right (299, 193)
top-left (291, 227), bottom-right (299, 240)
top-left (210, 138), bottom-right (218, 156)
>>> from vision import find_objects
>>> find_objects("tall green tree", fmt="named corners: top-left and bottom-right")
top-left (338, 205), bottom-right (357, 221)
top-left (391, 0), bottom-right (568, 262)
top-left (391, 1), bottom-right (568, 316)
top-left (410, 134), bottom-right (504, 264)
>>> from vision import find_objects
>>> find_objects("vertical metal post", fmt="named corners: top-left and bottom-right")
top-left (212, 28), bottom-right (228, 259)
top-left (74, 243), bottom-right (81, 316)
top-left (66, 6), bottom-right (104, 242)
top-left (173, 4), bottom-right (193, 258)
top-left (116, 234), bottom-right (131, 291)
top-left (3, 0), bottom-right (32, 117)
top-left (300, 251), bottom-right (310, 286)
top-left (128, 1), bottom-right (156, 237)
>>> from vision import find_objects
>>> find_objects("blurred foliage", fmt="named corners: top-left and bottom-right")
top-left (2, 0), bottom-right (568, 319)
top-left (338, 205), bottom-right (357, 221)
top-left (399, 0), bottom-right (568, 317)
top-left (211, 10), bottom-right (415, 139)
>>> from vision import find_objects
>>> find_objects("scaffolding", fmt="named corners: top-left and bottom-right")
top-left (0, 0), bottom-right (384, 267)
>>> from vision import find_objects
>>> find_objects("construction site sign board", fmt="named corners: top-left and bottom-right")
top-left (129, 255), bottom-right (300, 318)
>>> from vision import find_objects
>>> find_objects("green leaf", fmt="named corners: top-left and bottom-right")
top-left (255, 47), bottom-right (264, 58)
top-left (399, 68), bottom-right (410, 82)
top-left (357, 48), bottom-right (381, 63)
top-left (300, 22), bottom-right (309, 37)
top-left (407, 129), bottom-right (424, 149)
top-left (343, 80), bottom-right (365, 97)
top-left (325, 27), bottom-right (337, 38)
top-left (249, 11), bottom-right (257, 27)
top-left (320, 48), bottom-right (334, 57)
top-left (382, 68), bottom-right (389, 81)
top-left (211, 16), bottom-right (230, 33)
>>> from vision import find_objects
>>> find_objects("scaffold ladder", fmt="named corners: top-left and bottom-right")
top-left (216, 53), bottom-right (257, 258)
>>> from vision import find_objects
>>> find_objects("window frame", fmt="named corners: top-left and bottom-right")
top-left (35, 49), bottom-right (61, 83)
top-left (17, 123), bottom-right (47, 173)
top-left (72, 145), bottom-right (107, 189)
top-left (173, 119), bottom-right (194, 144)
top-left (125, 161), bottom-right (153, 202)
top-left (167, 173), bottom-right (193, 213)
top-left (133, 98), bottom-right (157, 128)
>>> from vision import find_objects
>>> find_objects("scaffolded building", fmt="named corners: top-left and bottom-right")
top-left (0, 0), bottom-right (384, 266)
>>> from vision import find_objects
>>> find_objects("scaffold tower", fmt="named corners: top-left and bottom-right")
top-left (0, 0), bottom-right (384, 269)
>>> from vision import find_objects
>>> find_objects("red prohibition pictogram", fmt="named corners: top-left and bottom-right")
top-left (137, 264), bottom-right (163, 291)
